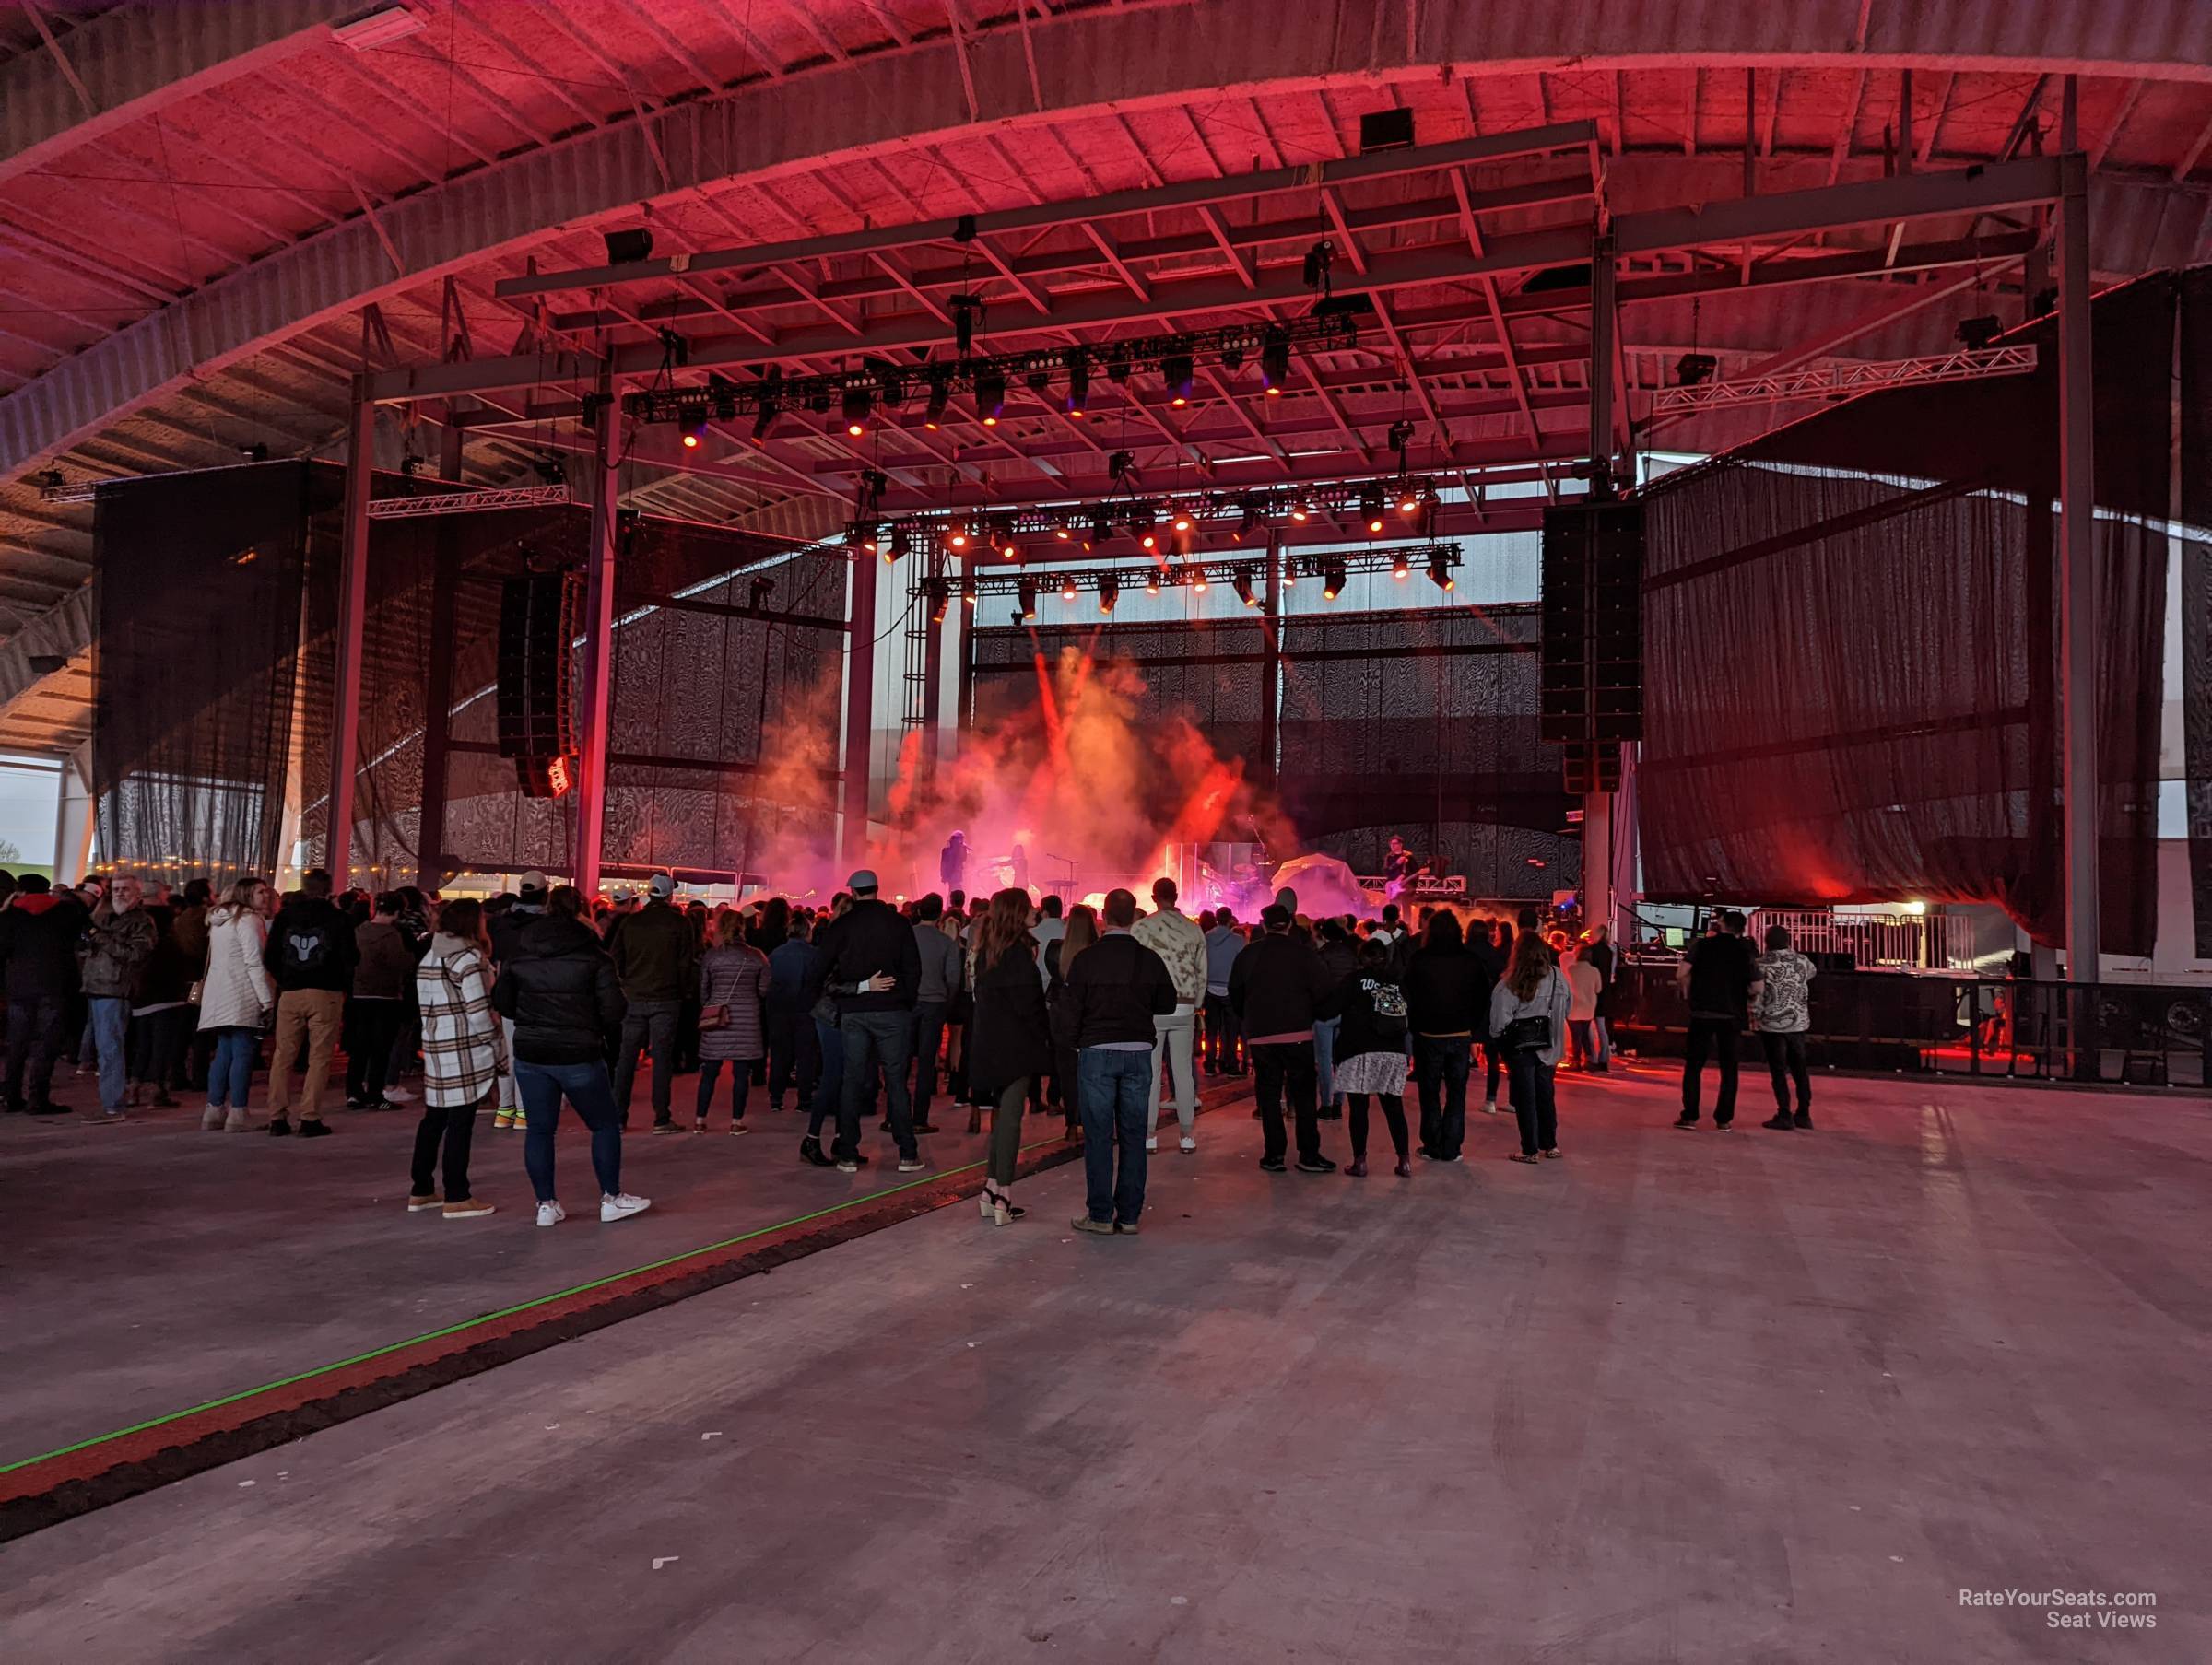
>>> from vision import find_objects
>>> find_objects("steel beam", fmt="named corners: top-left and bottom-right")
top-left (324, 385), bottom-right (373, 883)
top-left (841, 549), bottom-right (877, 870)
top-left (2055, 149), bottom-right (2098, 987)
top-left (573, 380), bottom-right (621, 897)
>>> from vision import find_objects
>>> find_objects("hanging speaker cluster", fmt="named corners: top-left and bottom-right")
top-left (1540, 501), bottom-right (1643, 794)
top-left (497, 571), bottom-right (581, 798)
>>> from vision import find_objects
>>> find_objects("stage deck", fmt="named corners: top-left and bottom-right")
top-left (3, 1066), bottom-right (2206, 1662)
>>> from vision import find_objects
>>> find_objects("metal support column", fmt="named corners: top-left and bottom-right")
top-left (920, 557), bottom-right (946, 780)
top-left (1260, 531), bottom-right (1283, 791)
top-left (572, 381), bottom-right (620, 897)
top-left (415, 422), bottom-right (465, 891)
top-left (2056, 144), bottom-right (2099, 987)
top-left (1582, 231), bottom-right (1618, 937)
top-left (53, 741), bottom-right (93, 885)
top-left (953, 557), bottom-right (976, 756)
top-left (324, 384), bottom-right (374, 884)
top-left (841, 543), bottom-right (878, 869)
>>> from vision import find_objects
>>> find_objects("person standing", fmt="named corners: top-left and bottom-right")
top-left (1404, 912), bottom-right (1492, 1163)
top-left (1045, 904), bottom-right (1097, 1138)
top-left (1228, 904), bottom-right (1341, 1176)
top-left (194, 877), bottom-right (274, 1131)
top-left (1030, 893), bottom-right (1066, 989)
top-left (814, 869), bottom-right (924, 1174)
top-left (1753, 924), bottom-right (1818, 1131)
top-left (907, 894), bottom-right (963, 1135)
top-left (1201, 906), bottom-right (1245, 1076)
top-left (1581, 923), bottom-right (1617, 1071)
top-left (609, 872), bottom-right (694, 1133)
top-left (1064, 889), bottom-right (1176, 1235)
top-left (172, 877), bottom-right (214, 1094)
top-left (1131, 876), bottom-right (1207, 1155)
top-left (125, 897), bottom-right (194, 1108)
top-left (695, 912), bottom-right (769, 1133)
top-left (939, 830), bottom-right (968, 897)
top-left (1563, 945), bottom-right (1604, 1071)
top-left (489, 885), bottom-right (649, 1226)
top-left (1491, 931), bottom-right (1571, 1162)
top-left (262, 868), bottom-right (356, 1138)
top-left (966, 887), bottom-right (1050, 1226)
top-left (409, 897), bottom-right (502, 1218)
top-left (487, 872), bottom-right (547, 1131)
top-left (1312, 918), bottom-right (1359, 1119)
top-left (1675, 910), bottom-right (1756, 1130)
top-left (1480, 918), bottom-right (1515, 1111)
top-left (764, 912), bottom-right (821, 1115)
top-left (1333, 937), bottom-right (1413, 1178)
top-left (346, 893), bottom-right (414, 1110)
top-left (78, 874), bottom-right (157, 1124)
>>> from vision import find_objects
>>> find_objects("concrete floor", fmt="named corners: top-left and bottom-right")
top-left (0, 1073), bottom-right (1067, 1469)
top-left (3, 1065), bottom-right (2206, 1663)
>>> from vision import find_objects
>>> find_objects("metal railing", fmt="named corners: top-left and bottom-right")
top-left (1747, 909), bottom-right (1980, 971)
top-left (1608, 964), bottom-right (2207, 1088)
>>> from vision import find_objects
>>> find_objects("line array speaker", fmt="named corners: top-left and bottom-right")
top-left (1540, 501), bottom-right (1643, 774)
top-left (497, 571), bottom-right (580, 796)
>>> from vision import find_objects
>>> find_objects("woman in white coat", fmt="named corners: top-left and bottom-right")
top-left (1488, 931), bottom-right (1572, 1164)
top-left (196, 876), bottom-right (273, 1131)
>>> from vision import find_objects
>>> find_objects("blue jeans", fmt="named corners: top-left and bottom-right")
top-left (838, 1008), bottom-right (914, 1162)
top-left (1077, 1047), bottom-right (1152, 1225)
top-left (1313, 1015), bottom-right (1341, 1108)
top-left (206, 1026), bottom-right (257, 1110)
top-left (909, 999), bottom-right (947, 1122)
top-left (88, 996), bottom-right (130, 1112)
top-left (515, 1058), bottom-right (624, 1202)
top-left (1414, 1034), bottom-right (1472, 1158)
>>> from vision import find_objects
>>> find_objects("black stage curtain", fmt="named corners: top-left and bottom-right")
top-left (1637, 273), bottom-right (2176, 956)
top-left (970, 604), bottom-right (1573, 897)
top-left (93, 461), bottom-right (335, 880)
top-left (2183, 269), bottom-right (2212, 958)
top-left (1277, 605), bottom-right (1574, 896)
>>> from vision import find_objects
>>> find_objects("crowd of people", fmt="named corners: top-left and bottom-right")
top-left (0, 862), bottom-right (1820, 1237)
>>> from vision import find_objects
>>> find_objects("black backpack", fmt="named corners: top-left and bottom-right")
top-left (276, 915), bottom-right (335, 980)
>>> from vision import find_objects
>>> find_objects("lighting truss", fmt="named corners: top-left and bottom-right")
top-left (1648, 345), bottom-right (2039, 415)
top-left (864, 471), bottom-right (1448, 551)
top-left (620, 310), bottom-right (1363, 430)
top-left (951, 542), bottom-right (1463, 599)
top-left (365, 484), bottom-right (572, 519)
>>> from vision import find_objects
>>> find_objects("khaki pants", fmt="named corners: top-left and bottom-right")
top-left (268, 989), bottom-right (344, 1120)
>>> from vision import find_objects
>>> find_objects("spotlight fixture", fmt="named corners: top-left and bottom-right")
top-left (1956, 313), bottom-right (2003, 350)
top-left (1171, 503), bottom-right (1194, 534)
top-left (1098, 571), bottom-right (1120, 615)
top-left (1387, 416), bottom-right (1415, 459)
top-left (1053, 521), bottom-right (1072, 542)
top-left (1064, 351), bottom-right (1090, 416)
top-left (841, 384), bottom-right (872, 437)
top-left (1234, 501), bottom-right (1258, 541)
top-left (1018, 579), bottom-right (1038, 620)
top-left (1088, 511), bottom-right (1112, 550)
top-left (749, 576), bottom-right (775, 610)
top-left (924, 578), bottom-right (950, 624)
top-left (1060, 573), bottom-right (1079, 604)
top-left (1232, 567), bottom-right (1256, 608)
top-left (1191, 566), bottom-right (1208, 593)
top-left (238, 441), bottom-right (270, 463)
top-left (751, 404), bottom-right (778, 444)
top-left (1161, 351), bottom-right (1194, 406)
top-left (1259, 326), bottom-right (1290, 394)
top-left (680, 416), bottom-right (707, 450)
top-left (1025, 366), bottom-right (1053, 399)
top-left (1427, 550), bottom-right (1454, 592)
top-left (1398, 484), bottom-right (1420, 515)
top-left (923, 371), bottom-right (950, 428)
top-left (950, 293), bottom-right (984, 356)
top-left (1392, 548), bottom-right (1411, 580)
top-left (960, 574), bottom-right (978, 609)
top-left (974, 368), bottom-right (1006, 425)
top-left (890, 524), bottom-right (914, 563)
top-left (1145, 570), bottom-right (1161, 595)
top-left (1361, 487), bottom-right (1385, 534)
top-left (1321, 558), bottom-right (1347, 601)
top-left (1301, 239), bottom-right (1335, 294)
top-left (1290, 499), bottom-right (1310, 523)
top-left (947, 522), bottom-right (971, 550)
top-left (1674, 352), bottom-right (1718, 387)
top-left (1139, 530), bottom-right (1157, 550)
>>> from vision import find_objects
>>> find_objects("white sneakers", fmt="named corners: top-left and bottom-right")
top-left (1144, 1136), bottom-right (1159, 1153)
top-left (1179, 1135), bottom-right (1197, 1154)
top-left (537, 1195), bottom-right (652, 1225)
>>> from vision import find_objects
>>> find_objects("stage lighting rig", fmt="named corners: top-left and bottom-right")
top-left (1060, 573), bottom-right (1078, 603)
top-left (923, 371), bottom-right (950, 428)
top-left (1064, 350), bottom-right (1090, 416)
top-left (1321, 558), bottom-right (1347, 601)
top-left (841, 385), bottom-right (873, 437)
top-left (1018, 580), bottom-right (1038, 620)
top-left (1362, 488), bottom-right (1385, 534)
top-left (1098, 571), bottom-right (1120, 615)
top-left (1232, 568), bottom-right (1258, 608)
top-left (1427, 550), bottom-right (1454, 592)
top-left (1674, 353), bottom-right (1718, 387)
top-left (1392, 548), bottom-right (1411, 580)
top-left (975, 368), bottom-right (1006, 425)
top-left (1302, 239), bottom-right (1335, 296)
top-left (950, 293), bottom-right (984, 356)
top-left (679, 416), bottom-right (707, 450)
top-left (1260, 326), bottom-right (1290, 394)
top-left (924, 578), bottom-right (950, 623)
top-left (1162, 351), bottom-right (1194, 407)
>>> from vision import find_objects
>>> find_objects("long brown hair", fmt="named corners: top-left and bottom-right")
top-left (439, 897), bottom-right (489, 956)
top-left (971, 887), bottom-right (1034, 974)
top-left (1503, 929), bottom-right (1554, 1001)
top-left (210, 875), bottom-right (266, 924)
top-left (1059, 904), bottom-right (1099, 976)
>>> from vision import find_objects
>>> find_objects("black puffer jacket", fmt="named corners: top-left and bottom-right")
top-left (489, 913), bottom-right (627, 1065)
top-left (1405, 942), bottom-right (1498, 1038)
top-left (1228, 930), bottom-right (1341, 1039)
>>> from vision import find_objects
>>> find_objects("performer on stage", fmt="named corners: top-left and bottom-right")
top-left (1382, 836), bottom-right (1416, 901)
top-left (1008, 840), bottom-right (1030, 893)
top-left (940, 830), bottom-right (968, 895)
